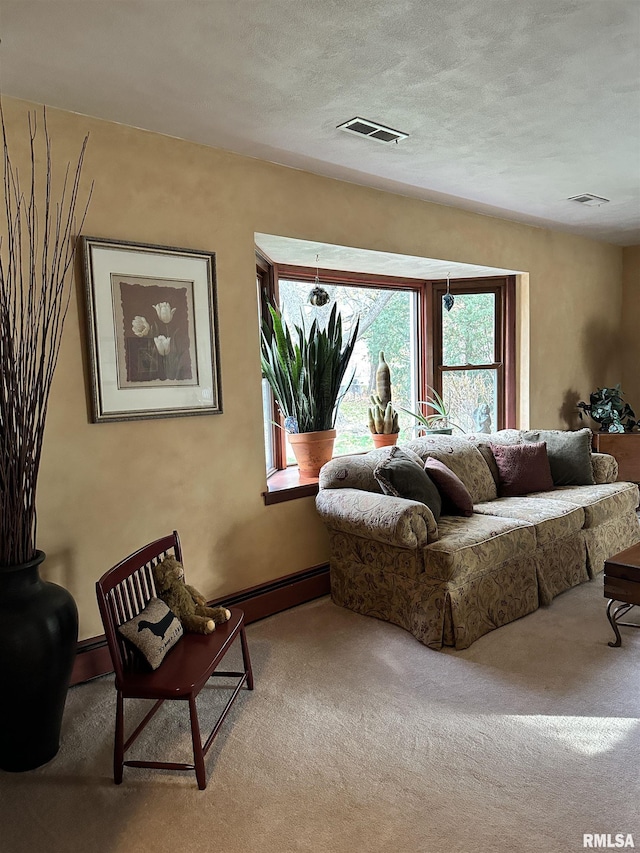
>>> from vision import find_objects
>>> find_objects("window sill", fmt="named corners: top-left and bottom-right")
top-left (262, 467), bottom-right (319, 505)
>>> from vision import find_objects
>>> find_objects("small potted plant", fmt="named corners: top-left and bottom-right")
top-left (578, 385), bottom-right (640, 481)
top-left (367, 351), bottom-right (400, 447)
top-left (261, 301), bottom-right (359, 476)
top-left (400, 386), bottom-right (462, 435)
top-left (577, 385), bottom-right (637, 433)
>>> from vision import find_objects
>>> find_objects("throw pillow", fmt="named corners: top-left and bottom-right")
top-left (118, 597), bottom-right (184, 671)
top-left (374, 446), bottom-right (442, 521)
top-left (424, 457), bottom-right (474, 517)
top-left (489, 441), bottom-right (554, 497)
top-left (523, 428), bottom-right (595, 486)
top-left (475, 441), bottom-right (501, 488)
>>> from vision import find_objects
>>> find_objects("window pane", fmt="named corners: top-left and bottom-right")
top-left (278, 279), bottom-right (417, 458)
top-left (442, 292), bottom-right (495, 366)
top-left (262, 378), bottom-right (275, 471)
top-left (442, 368), bottom-right (498, 434)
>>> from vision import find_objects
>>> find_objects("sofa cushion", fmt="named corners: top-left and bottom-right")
top-left (534, 482), bottom-right (639, 528)
top-left (473, 442), bottom-right (501, 488)
top-left (374, 447), bottom-right (442, 521)
top-left (467, 429), bottom-right (524, 446)
top-left (424, 514), bottom-right (536, 583)
top-left (490, 441), bottom-right (554, 497)
top-left (406, 435), bottom-right (497, 503)
top-left (473, 497), bottom-right (585, 547)
top-left (319, 445), bottom-right (425, 493)
top-left (523, 428), bottom-right (595, 486)
top-left (424, 457), bottom-right (473, 517)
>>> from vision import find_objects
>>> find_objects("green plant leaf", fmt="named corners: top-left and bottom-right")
top-left (261, 300), bottom-right (359, 433)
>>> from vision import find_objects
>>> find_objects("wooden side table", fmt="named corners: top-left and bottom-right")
top-left (604, 543), bottom-right (640, 647)
top-left (592, 432), bottom-right (640, 482)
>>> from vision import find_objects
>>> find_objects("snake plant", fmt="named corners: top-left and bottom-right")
top-left (260, 302), bottom-right (359, 434)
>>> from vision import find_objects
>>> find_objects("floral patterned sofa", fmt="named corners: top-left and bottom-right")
top-left (315, 430), bottom-right (640, 650)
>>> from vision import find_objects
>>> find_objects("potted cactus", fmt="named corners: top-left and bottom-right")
top-left (368, 352), bottom-right (400, 448)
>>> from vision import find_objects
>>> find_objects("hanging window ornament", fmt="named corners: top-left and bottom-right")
top-left (308, 254), bottom-right (330, 306)
top-left (443, 273), bottom-right (455, 312)
top-left (309, 286), bottom-right (330, 306)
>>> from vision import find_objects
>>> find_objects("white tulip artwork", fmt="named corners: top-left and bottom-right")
top-left (82, 237), bottom-right (222, 422)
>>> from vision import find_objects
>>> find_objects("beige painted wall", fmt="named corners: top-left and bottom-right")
top-left (1, 97), bottom-right (625, 638)
top-left (621, 246), bottom-right (640, 409)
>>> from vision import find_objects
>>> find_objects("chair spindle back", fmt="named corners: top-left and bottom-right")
top-left (96, 531), bottom-right (183, 680)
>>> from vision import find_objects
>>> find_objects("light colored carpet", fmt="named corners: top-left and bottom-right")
top-left (1, 578), bottom-right (639, 853)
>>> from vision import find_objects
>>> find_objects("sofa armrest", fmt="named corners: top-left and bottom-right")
top-left (592, 452), bottom-right (618, 484)
top-left (316, 488), bottom-right (437, 549)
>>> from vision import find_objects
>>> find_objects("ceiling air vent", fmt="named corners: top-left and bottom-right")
top-left (337, 116), bottom-right (408, 144)
top-left (568, 193), bottom-right (610, 206)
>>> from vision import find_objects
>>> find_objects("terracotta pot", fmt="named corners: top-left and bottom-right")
top-left (288, 429), bottom-right (336, 478)
top-left (372, 433), bottom-right (399, 448)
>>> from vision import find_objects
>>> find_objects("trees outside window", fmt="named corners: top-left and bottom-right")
top-left (277, 278), bottom-right (417, 458)
top-left (258, 258), bottom-right (515, 473)
top-left (433, 279), bottom-right (515, 436)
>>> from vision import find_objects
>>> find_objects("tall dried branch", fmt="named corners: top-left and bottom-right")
top-left (0, 107), bottom-right (92, 566)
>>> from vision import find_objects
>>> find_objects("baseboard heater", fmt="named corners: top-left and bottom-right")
top-left (71, 563), bottom-right (330, 686)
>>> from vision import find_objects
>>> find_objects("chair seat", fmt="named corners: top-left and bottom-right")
top-left (119, 610), bottom-right (245, 699)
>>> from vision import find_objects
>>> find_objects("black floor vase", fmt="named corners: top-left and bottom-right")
top-left (0, 550), bottom-right (78, 772)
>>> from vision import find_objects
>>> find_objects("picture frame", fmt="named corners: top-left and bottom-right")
top-left (81, 236), bottom-right (223, 422)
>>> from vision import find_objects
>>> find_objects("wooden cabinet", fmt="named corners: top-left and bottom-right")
top-left (592, 432), bottom-right (640, 482)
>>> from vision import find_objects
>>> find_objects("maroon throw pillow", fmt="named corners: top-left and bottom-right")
top-left (489, 441), bottom-right (554, 497)
top-left (424, 457), bottom-right (474, 517)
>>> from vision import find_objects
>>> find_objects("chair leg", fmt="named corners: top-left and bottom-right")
top-left (114, 690), bottom-right (124, 784)
top-left (188, 694), bottom-right (207, 790)
top-left (240, 625), bottom-right (254, 690)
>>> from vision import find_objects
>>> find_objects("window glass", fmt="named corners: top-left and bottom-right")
top-left (278, 279), bottom-right (417, 458)
top-left (442, 368), bottom-right (498, 434)
top-left (260, 264), bottom-right (513, 479)
top-left (442, 292), bottom-right (495, 366)
top-left (262, 377), bottom-right (275, 472)
top-left (258, 269), bottom-right (276, 472)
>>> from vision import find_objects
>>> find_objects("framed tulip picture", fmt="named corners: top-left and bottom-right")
top-left (81, 237), bottom-right (222, 422)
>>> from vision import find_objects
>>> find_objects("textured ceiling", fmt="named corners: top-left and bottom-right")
top-left (255, 234), bottom-right (521, 280)
top-left (1, 0), bottom-right (639, 245)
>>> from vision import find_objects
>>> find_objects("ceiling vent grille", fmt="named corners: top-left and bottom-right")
top-left (568, 193), bottom-right (610, 206)
top-left (337, 117), bottom-right (408, 144)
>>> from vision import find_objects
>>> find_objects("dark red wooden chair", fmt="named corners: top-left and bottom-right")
top-left (95, 531), bottom-right (253, 789)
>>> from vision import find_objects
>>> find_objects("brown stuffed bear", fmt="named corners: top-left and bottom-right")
top-left (152, 556), bottom-right (230, 635)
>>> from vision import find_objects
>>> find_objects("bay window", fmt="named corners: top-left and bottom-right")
top-left (258, 256), bottom-right (515, 480)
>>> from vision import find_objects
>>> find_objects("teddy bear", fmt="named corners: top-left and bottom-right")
top-left (152, 555), bottom-right (231, 634)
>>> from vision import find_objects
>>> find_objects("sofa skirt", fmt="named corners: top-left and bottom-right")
top-left (582, 510), bottom-right (640, 578)
top-left (534, 533), bottom-right (589, 606)
top-left (328, 531), bottom-right (539, 650)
